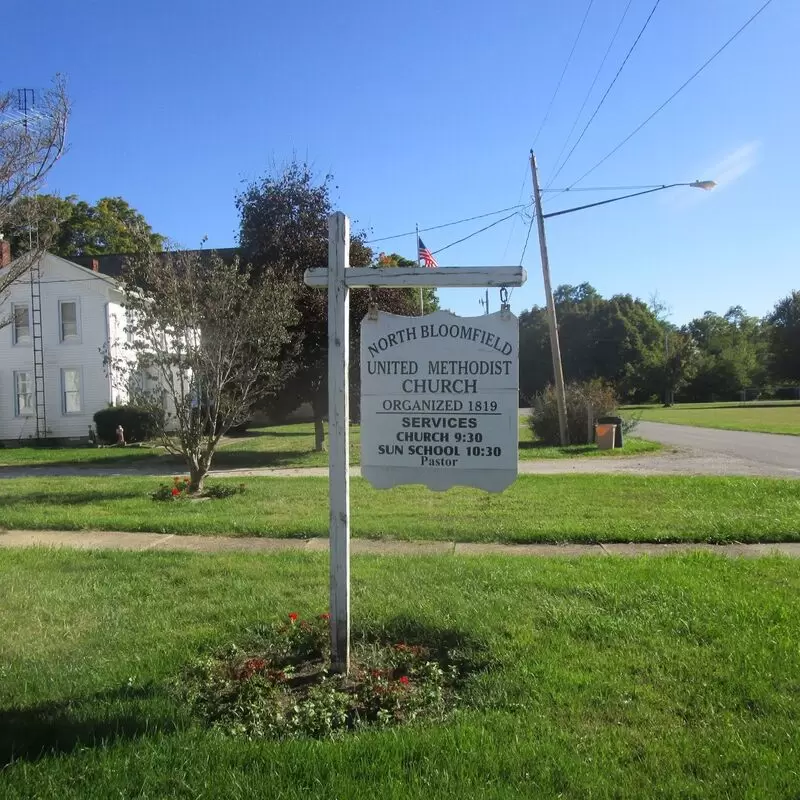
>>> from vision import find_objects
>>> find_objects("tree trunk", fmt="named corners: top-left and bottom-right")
top-left (313, 415), bottom-right (326, 452)
top-left (189, 464), bottom-right (207, 493)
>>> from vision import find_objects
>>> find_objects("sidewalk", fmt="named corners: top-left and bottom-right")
top-left (2, 529), bottom-right (800, 558)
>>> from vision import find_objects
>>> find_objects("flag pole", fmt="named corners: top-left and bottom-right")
top-left (416, 223), bottom-right (424, 315)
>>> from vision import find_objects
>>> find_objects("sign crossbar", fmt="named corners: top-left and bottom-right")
top-left (304, 265), bottom-right (526, 289)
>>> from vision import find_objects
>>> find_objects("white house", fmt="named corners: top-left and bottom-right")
top-left (0, 251), bottom-right (132, 443)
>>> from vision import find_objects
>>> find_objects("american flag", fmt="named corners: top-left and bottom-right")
top-left (418, 237), bottom-right (438, 268)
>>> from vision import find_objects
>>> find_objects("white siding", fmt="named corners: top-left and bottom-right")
top-left (0, 254), bottom-right (125, 441)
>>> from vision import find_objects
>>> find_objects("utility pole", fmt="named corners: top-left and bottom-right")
top-left (479, 289), bottom-right (489, 315)
top-left (530, 151), bottom-right (569, 446)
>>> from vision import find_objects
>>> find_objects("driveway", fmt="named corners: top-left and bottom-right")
top-left (635, 421), bottom-right (800, 476)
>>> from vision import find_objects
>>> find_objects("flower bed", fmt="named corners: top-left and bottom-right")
top-left (176, 613), bottom-right (480, 739)
top-left (151, 476), bottom-right (247, 501)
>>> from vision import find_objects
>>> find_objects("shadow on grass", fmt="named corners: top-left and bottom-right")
top-left (212, 450), bottom-right (327, 469)
top-left (519, 441), bottom-right (598, 456)
top-left (0, 452), bottom-right (181, 471)
top-left (0, 683), bottom-right (179, 767)
top-left (0, 488), bottom-right (145, 506)
top-left (353, 615), bottom-right (493, 680)
top-left (257, 429), bottom-right (319, 438)
top-left (222, 429), bottom-right (310, 441)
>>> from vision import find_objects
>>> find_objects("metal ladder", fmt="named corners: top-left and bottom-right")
top-left (29, 256), bottom-right (47, 440)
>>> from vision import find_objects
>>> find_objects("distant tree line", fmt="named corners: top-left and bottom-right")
top-left (520, 283), bottom-right (800, 404)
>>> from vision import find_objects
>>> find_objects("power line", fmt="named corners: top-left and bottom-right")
top-left (519, 214), bottom-right (536, 264)
top-left (530, 0), bottom-right (596, 151)
top-left (365, 203), bottom-right (528, 245)
top-left (501, 169), bottom-right (531, 260)
top-left (569, 0), bottom-right (775, 188)
top-left (545, 0), bottom-right (635, 188)
top-left (547, 0), bottom-right (661, 189)
top-left (543, 184), bottom-right (668, 193)
top-left (431, 211), bottom-right (521, 257)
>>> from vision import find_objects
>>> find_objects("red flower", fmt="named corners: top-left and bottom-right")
top-left (239, 657), bottom-right (268, 680)
top-left (319, 613), bottom-right (331, 621)
top-left (288, 612), bottom-right (298, 622)
top-left (171, 487), bottom-right (180, 496)
top-left (399, 675), bottom-right (410, 685)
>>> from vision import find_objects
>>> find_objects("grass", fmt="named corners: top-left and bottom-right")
top-left (0, 420), bottom-right (661, 469)
top-left (3, 548), bottom-right (800, 798)
top-left (624, 400), bottom-right (800, 436)
top-left (1, 474), bottom-right (798, 543)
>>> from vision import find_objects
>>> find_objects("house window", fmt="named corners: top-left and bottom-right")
top-left (61, 368), bottom-right (81, 414)
top-left (12, 304), bottom-right (30, 344)
top-left (59, 300), bottom-right (79, 341)
top-left (14, 371), bottom-right (34, 416)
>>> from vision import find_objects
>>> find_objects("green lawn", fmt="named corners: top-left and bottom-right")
top-left (624, 401), bottom-right (800, 436)
top-left (0, 420), bottom-right (660, 469)
top-left (1, 474), bottom-right (798, 543)
top-left (3, 548), bottom-right (800, 798)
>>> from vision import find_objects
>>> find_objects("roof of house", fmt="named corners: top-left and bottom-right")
top-left (0, 251), bottom-right (121, 290)
top-left (71, 247), bottom-right (241, 278)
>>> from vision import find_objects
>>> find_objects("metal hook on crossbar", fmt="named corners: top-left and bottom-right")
top-left (500, 286), bottom-right (510, 315)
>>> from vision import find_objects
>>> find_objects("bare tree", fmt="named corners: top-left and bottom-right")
top-left (111, 248), bottom-right (298, 492)
top-left (0, 76), bottom-right (70, 324)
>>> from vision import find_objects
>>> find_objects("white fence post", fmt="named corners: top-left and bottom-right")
top-left (327, 211), bottom-right (350, 673)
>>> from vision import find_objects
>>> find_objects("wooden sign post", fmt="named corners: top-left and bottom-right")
top-left (305, 212), bottom-right (526, 673)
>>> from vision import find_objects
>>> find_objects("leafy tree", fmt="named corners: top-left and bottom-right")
top-left (519, 284), bottom-right (670, 403)
top-left (237, 160), bottom-right (436, 450)
top-left (683, 307), bottom-right (768, 401)
top-left (657, 328), bottom-right (698, 405)
top-left (766, 291), bottom-right (800, 383)
top-left (7, 194), bottom-right (164, 257)
top-left (0, 76), bottom-right (69, 326)
top-left (376, 252), bottom-right (439, 313)
top-left (111, 248), bottom-right (298, 492)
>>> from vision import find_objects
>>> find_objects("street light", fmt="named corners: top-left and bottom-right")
top-left (529, 150), bottom-right (715, 446)
top-left (541, 180), bottom-right (717, 220)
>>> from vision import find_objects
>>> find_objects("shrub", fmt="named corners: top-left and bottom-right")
top-left (204, 483), bottom-right (247, 499)
top-left (620, 412), bottom-right (640, 438)
top-left (93, 405), bottom-right (160, 444)
top-left (529, 380), bottom-right (618, 445)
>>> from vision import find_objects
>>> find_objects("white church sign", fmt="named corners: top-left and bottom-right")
top-left (360, 310), bottom-right (519, 492)
top-left (304, 212), bottom-right (526, 673)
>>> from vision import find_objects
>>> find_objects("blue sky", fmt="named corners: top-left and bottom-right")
top-left (6, 0), bottom-right (797, 324)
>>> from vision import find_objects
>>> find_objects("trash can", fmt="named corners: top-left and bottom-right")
top-left (596, 416), bottom-right (624, 447)
top-left (595, 423), bottom-right (617, 451)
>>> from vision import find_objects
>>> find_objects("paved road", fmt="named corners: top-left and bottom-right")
top-left (635, 421), bottom-right (800, 476)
